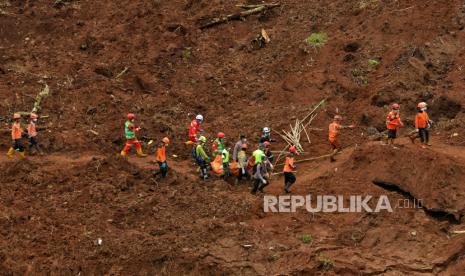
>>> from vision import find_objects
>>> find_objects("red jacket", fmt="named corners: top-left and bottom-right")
top-left (188, 119), bottom-right (201, 142)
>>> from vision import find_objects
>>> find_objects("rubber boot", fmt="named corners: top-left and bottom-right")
top-left (136, 148), bottom-right (147, 157)
top-left (6, 147), bottom-right (14, 157)
top-left (19, 151), bottom-right (26, 158)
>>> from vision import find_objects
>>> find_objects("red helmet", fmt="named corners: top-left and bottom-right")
top-left (127, 113), bottom-right (135, 120)
top-left (289, 146), bottom-right (297, 153)
top-left (241, 143), bottom-right (248, 149)
top-left (162, 137), bottom-right (170, 144)
top-left (391, 103), bottom-right (400, 110)
top-left (217, 132), bottom-right (225, 138)
top-left (334, 115), bottom-right (343, 121)
top-left (263, 141), bottom-right (271, 147)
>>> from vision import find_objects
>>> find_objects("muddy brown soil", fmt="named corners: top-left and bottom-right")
top-left (1, 0), bottom-right (465, 274)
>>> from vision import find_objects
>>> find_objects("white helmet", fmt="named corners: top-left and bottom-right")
top-left (196, 114), bottom-right (204, 121)
top-left (263, 127), bottom-right (270, 133)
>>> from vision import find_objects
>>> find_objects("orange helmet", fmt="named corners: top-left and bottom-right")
top-left (391, 103), bottom-right (400, 110)
top-left (217, 132), bottom-right (225, 138)
top-left (162, 137), bottom-right (170, 144)
top-left (127, 113), bottom-right (135, 120)
top-left (289, 146), bottom-right (297, 153)
top-left (334, 115), bottom-right (343, 121)
top-left (417, 102), bottom-right (427, 109)
top-left (241, 143), bottom-right (248, 149)
top-left (13, 113), bottom-right (21, 119)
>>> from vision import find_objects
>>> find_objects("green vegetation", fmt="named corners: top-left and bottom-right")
top-left (298, 234), bottom-right (313, 244)
top-left (305, 32), bottom-right (328, 48)
top-left (368, 59), bottom-right (380, 68)
top-left (317, 255), bottom-right (334, 271)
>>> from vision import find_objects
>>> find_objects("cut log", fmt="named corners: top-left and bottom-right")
top-left (200, 3), bottom-right (280, 29)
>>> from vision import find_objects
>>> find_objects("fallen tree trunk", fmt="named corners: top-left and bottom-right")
top-left (200, 3), bottom-right (280, 29)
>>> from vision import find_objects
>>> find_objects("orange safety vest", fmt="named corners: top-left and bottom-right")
top-left (283, 156), bottom-right (294, 173)
top-left (415, 112), bottom-right (429, 129)
top-left (328, 122), bottom-right (341, 142)
top-left (386, 111), bottom-right (401, 130)
top-left (28, 121), bottom-right (37, 137)
top-left (156, 144), bottom-right (166, 162)
top-left (11, 122), bottom-right (22, 140)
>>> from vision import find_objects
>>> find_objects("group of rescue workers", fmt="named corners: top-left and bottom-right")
top-left (6, 112), bottom-right (43, 158)
top-left (6, 101), bottom-right (432, 194)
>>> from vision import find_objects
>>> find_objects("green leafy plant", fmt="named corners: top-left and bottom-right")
top-left (298, 234), bottom-right (313, 244)
top-left (305, 32), bottom-right (328, 48)
top-left (368, 59), bottom-right (380, 68)
top-left (317, 255), bottom-right (334, 271)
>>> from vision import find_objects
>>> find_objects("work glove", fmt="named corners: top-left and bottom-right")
top-left (262, 179), bottom-right (267, 184)
top-left (242, 168), bottom-right (246, 174)
top-left (415, 129), bottom-right (419, 132)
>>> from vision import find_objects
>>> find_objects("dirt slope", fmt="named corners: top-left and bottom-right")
top-left (1, 0), bottom-right (465, 274)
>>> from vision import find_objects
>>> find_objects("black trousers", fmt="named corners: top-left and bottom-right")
top-left (13, 139), bottom-right (24, 152)
top-left (237, 169), bottom-right (250, 181)
top-left (252, 178), bottom-right (268, 193)
top-left (418, 128), bottom-right (429, 144)
top-left (197, 159), bottom-right (208, 179)
top-left (284, 172), bottom-right (296, 190)
top-left (154, 161), bottom-right (168, 178)
top-left (29, 136), bottom-right (42, 153)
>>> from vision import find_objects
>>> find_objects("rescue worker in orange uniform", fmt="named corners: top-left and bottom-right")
top-left (411, 102), bottom-right (432, 148)
top-left (283, 146), bottom-right (297, 193)
top-left (328, 115), bottom-right (355, 162)
top-left (120, 113), bottom-right (147, 157)
top-left (385, 103), bottom-right (404, 146)
top-left (6, 113), bottom-right (26, 158)
top-left (154, 137), bottom-right (170, 178)
top-left (27, 112), bottom-right (44, 155)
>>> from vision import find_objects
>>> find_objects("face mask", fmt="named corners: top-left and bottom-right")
top-left (421, 107), bottom-right (427, 111)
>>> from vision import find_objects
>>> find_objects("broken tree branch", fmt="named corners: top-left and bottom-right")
top-left (200, 3), bottom-right (280, 29)
top-left (276, 153), bottom-right (333, 167)
top-left (32, 84), bottom-right (50, 113)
